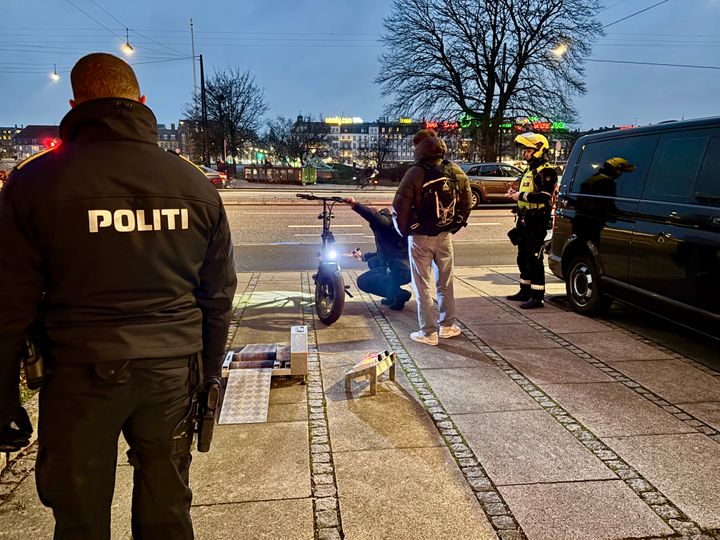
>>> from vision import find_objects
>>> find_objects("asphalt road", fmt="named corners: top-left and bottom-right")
top-left (225, 201), bottom-right (518, 271)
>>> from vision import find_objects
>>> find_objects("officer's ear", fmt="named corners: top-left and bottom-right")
top-left (139, 95), bottom-right (147, 105)
top-left (69, 99), bottom-right (76, 109)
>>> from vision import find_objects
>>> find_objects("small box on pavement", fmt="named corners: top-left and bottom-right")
top-left (290, 325), bottom-right (308, 377)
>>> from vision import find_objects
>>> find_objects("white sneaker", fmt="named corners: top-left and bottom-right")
top-left (439, 324), bottom-right (462, 338)
top-left (410, 331), bottom-right (439, 346)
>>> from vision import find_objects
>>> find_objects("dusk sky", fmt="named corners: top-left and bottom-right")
top-left (1, 0), bottom-right (718, 130)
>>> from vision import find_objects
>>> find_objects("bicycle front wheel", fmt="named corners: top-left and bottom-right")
top-left (315, 270), bottom-right (345, 325)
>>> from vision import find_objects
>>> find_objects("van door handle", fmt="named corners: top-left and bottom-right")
top-left (656, 232), bottom-right (672, 243)
top-left (711, 216), bottom-right (720, 226)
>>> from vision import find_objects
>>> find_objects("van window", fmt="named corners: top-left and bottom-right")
top-left (571, 135), bottom-right (657, 198)
top-left (645, 132), bottom-right (711, 203)
top-left (694, 136), bottom-right (720, 202)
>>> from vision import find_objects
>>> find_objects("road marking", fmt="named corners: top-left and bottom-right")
top-left (294, 233), bottom-right (367, 237)
top-left (467, 222), bottom-right (501, 226)
top-left (288, 224), bottom-right (363, 228)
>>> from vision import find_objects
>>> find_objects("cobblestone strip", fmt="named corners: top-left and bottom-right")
top-left (455, 281), bottom-right (712, 537)
top-left (351, 276), bottom-right (526, 540)
top-left (460, 276), bottom-right (720, 446)
top-left (301, 273), bottom-right (344, 540)
top-left (457, 321), bottom-right (713, 538)
top-left (225, 272), bottom-right (260, 349)
top-left (595, 318), bottom-right (720, 380)
top-left (498, 268), bottom-right (720, 380)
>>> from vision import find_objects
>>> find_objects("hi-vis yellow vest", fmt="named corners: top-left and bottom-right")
top-left (517, 162), bottom-right (552, 211)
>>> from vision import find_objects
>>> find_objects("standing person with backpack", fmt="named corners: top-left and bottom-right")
top-left (392, 129), bottom-right (472, 345)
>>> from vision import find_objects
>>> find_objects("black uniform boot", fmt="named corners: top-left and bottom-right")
top-left (520, 290), bottom-right (544, 309)
top-left (506, 284), bottom-right (531, 301)
top-left (390, 289), bottom-right (412, 311)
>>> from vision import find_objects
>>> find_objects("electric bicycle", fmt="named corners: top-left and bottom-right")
top-left (296, 193), bottom-right (351, 325)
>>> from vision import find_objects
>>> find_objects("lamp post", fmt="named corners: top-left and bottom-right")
top-left (218, 93), bottom-right (227, 166)
top-left (194, 54), bottom-right (209, 165)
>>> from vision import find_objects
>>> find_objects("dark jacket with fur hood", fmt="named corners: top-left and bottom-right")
top-left (392, 134), bottom-right (472, 237)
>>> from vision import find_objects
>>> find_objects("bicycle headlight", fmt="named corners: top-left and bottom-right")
top-left (327, 249), bottom-right (338, 260)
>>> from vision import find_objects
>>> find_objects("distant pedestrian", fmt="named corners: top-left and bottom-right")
top-left (506, 132), bottom-right (558, 308)
top-left (344, 197), bottom-right (411, 310)
top-left (0, 52), bottom-right (236, 539)
top-left (392, 129), bottom-right (472, 345)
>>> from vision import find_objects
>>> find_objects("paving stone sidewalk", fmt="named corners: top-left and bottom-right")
top-left (1, 267), bottom-right (719, 540)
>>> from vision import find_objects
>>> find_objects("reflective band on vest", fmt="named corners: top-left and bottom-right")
top-left (517, 162), bottom-right (551, 210)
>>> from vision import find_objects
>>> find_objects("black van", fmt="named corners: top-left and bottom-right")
top-left (548, 117), bottom-right (720, 338)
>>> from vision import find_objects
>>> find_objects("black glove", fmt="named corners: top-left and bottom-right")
top-left (0, 407), bottom-right (33, 453)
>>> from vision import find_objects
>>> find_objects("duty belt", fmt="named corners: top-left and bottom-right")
top-left (516, 207), bottom-right (548, 216)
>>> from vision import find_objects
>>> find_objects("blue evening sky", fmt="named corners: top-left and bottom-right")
top-left (1, 0), bottom-right (718, 130)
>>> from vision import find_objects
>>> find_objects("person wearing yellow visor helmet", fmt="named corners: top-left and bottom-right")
top-left (506, 131), bottom-right (558, 308)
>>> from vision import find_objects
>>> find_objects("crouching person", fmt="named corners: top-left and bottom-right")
top-left (344, 197), bottom-right (411, 310)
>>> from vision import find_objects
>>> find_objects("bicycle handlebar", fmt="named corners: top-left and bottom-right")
top-left (296, 193), bottom-right (345, 203)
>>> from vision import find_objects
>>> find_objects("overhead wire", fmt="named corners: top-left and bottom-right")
top-left (602, 0), bottom-right (672, 29)
top-left (85, 0), bottom-right (186, 57)
top-left (588, 58), bottom-right (720, 70)
top-left (62, 0), bottom-right (123, 40)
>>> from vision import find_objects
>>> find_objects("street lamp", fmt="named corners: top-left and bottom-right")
top-left (50, 64), bottom-right (60, 82)
top-left (551, 42), bottom-right (569, 59)
top-left (122, 28), bottom-right (134, 56)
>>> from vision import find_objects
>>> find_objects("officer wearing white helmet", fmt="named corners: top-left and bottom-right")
top-left (506, 132), bottom-right (558, 308)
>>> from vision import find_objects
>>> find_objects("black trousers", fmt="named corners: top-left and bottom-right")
top-left (36, 356), bottom-right (198, 540)
top-left (357, 268), bottom-right (411, 301)
top-left (516, 215), bottom-right (548, 292)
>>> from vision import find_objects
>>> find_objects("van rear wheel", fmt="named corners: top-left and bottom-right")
top-left (566, 255), bottom-right (612, 315)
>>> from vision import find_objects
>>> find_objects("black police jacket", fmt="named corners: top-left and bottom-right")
top-left (350, 201), bottom-right (410, 277)
top-left (0, 98), bottom-right (237, 420)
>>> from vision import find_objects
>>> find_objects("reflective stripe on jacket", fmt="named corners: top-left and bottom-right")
top-left (517, 162), bottom-right (553, 211)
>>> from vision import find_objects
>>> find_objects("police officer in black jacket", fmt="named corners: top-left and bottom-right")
top-left (506, 132), bottom-right (558, 309)
top-left (344, 197), bottom-right (412, 309)
top-left (0, 53), bottom-right (237, 539)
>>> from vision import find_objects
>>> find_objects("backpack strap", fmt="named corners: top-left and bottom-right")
top-left (441, 159), bottom-right (459, 185)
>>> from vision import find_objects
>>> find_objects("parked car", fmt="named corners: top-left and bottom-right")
top-left (464, 162), bottom-right (523, 207)
top-left (548, 116), bottom-right (720, 339)
top-left (199, 165), bottom-right (227, 188)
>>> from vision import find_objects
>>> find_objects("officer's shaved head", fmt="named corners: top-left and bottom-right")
top-left (70, 53), bottom-right (141, 104)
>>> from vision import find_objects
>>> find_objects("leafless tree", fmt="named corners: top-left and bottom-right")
top-left (356, 133), bottom-right (396, 169)
top-left (377, 0), bottom-right (602, 161)
top-left (265, 114), bottom-right (331, 166)
top-left (184, 67), bottom-right (268, 164)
